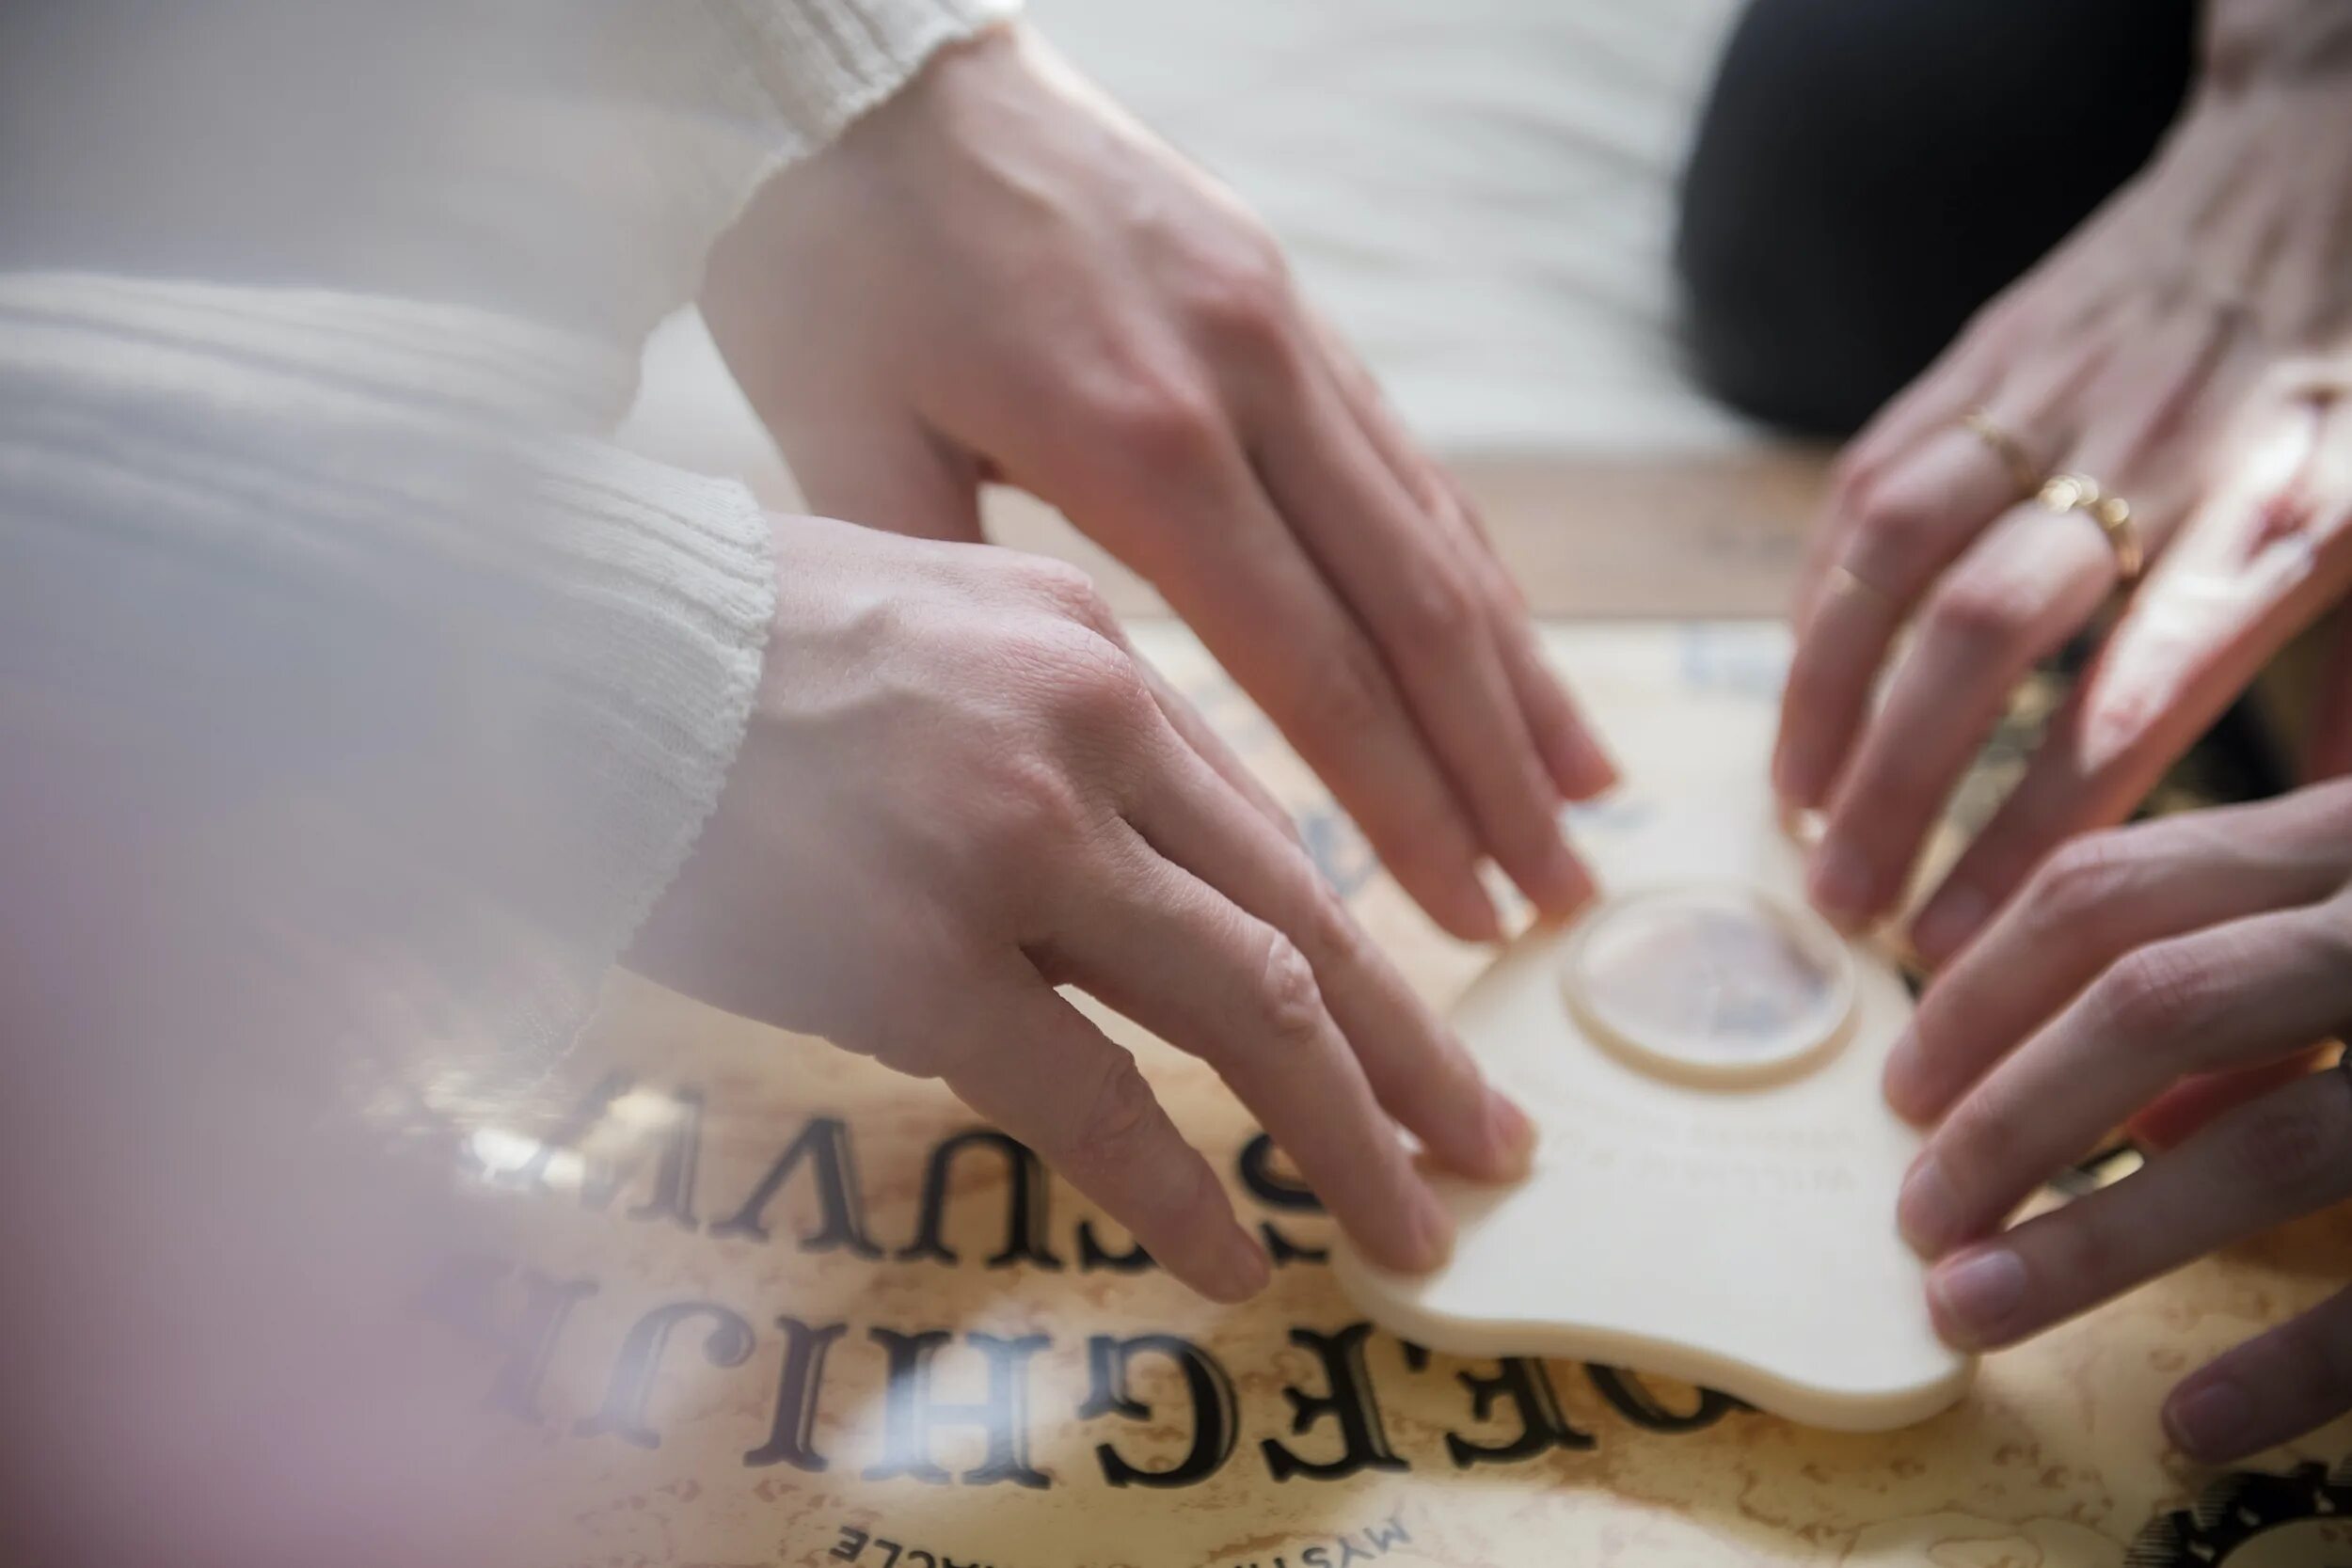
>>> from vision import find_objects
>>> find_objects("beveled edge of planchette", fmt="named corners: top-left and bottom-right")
top-left (1331, 1237), bottom-right (1977, 1433)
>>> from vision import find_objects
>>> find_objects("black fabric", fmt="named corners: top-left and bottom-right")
top-left (1675, 0), bottom-right (2201, 437)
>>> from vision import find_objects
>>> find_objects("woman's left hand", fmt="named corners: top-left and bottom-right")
top-left (1884, 781), bottom-right (2352, 1462)
top-left (702, 23), bottom-right (1612, 944)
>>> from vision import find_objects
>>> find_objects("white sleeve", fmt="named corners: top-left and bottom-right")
top-left (725, 0), bottom-right (1025, 158)
top-left (0, 273), bottom-right (774, 1086)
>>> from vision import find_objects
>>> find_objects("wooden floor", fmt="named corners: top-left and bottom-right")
top-left (982, 444), bottom-right (1835, 622)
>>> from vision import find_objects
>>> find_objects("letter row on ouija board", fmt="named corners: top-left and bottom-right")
top-left (441, 1086), bottom-right (1746, 1489)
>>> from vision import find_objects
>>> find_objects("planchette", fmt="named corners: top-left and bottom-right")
top-left (1332, 775), bottom-right (1976, 1433)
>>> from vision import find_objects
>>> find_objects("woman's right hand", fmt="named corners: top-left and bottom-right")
top-left (628, 515), bottom-right (1535, 1302)
top-left (1775, 7), bottom-right (2352, 957)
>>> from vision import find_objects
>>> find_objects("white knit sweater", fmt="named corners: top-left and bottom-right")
top-left (0, 3), bottom-right (1016, 1086)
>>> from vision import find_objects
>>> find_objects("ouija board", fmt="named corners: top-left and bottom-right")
top-left (432, 623), bottom-right (2352, 1568)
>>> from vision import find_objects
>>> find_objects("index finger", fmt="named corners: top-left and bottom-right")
top-left (1899, 904), bottom-right (2346, 1258)
top-left (1884, 790), bottom-right (2352, 1126)
top-left (943, 977), bottom-right (1271, 1303)
top-left (1251, 363), bottom-right (1593, 922)
top-left (1129, 708), bottom-right (1537, 1186)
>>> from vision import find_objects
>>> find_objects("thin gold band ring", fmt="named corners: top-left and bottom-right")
top-left (1959, 408), bottom-right (2042, 497)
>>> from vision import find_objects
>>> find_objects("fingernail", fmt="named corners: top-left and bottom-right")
top-left (1448, 877), bottom-right (1505, 943)
top-left (1206, 1227), bottom-right (1270, 1304)
top-left (1881, 1029), bottom-right (1934, 1125)
top-left (1929, 1245), bottom-right (2026, 1348)
top-left (1540, 838), bottom-right (1597, 917)
top-left (1565, 736), bottom-right (1620, 799)
top-left (1808, 839), bottom-right (1874, 927)
top-left (2167, 1377), bottom-right (2255, 1462)
top-left (1485, 1086), bottom-right (1538, 1179)
top-left (1899, 1152), bottom-right (1961, 1257)
top-left (1913, 886), bottom-right (1990, 966)
top-left (1774, 741), bottom-right (1825, 812)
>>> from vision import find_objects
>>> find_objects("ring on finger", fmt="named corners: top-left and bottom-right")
top-left (2037, 471), bottom-right (2145, 584)
top-left (1960, 408), bottom-right (2043, 498)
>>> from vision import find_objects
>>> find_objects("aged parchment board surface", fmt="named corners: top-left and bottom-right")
top-left (440, 623), bottom-right (2352, 1568)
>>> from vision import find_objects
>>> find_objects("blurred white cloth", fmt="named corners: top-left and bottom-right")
top-left (623, 0), bottom-right (1755, 492)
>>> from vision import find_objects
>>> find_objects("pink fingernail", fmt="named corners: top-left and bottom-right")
top-left (1485, 1087), bottom-right (1538, 1178)
top-left (1774, 742), bottom-right (1827, 812)
top-left (1566, 736), bottom-right (1620, 799)
top-left (1207, 1227), bottom-right (1270, 1304)
top-left (1881, 1029), bottom-right (1931, 1124)
top-left (1450, 879), bottom-right (1505, 943)
top-left (1898, 1153), bottom-right (1961, 1258)
top-left (1540, 841), bottom-right (1597, 917)
top-left (1808, 840), bottom-right (1874, 927)
top-left (2167, 1377), bottom-right (2256, 1462)
top-left (1929, 1245), bottom-right (2026, 1348)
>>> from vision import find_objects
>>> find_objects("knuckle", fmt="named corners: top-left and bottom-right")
top-left (1391, 561), bottom-right (1482, 649)
top-left (1298, 870), bottom-right (1361, 960)
top-left (1022, 556), bottom-right (1114, 631)
top-left (1926, 576), bottom-right (2031, 655)
top-left (1936, 1095), bottom-right (2021, 1194)
top-left (2224, 1095), bottom-right (2344, 1204)
top-left (2094, 942), bottom-right (2218, 1045)
top-left (1095, 366), bottom-right (1226, 475)
top-left (857, 1011), bottom-right (976, 1084)
top-left (2280, 1307), bottom-right (2352, 1412)
top-left (985, 750), bottom-right (1094, 855)
top-left (1186, 236), bottom-right (1295, 352)
top-left (2277, 1307), bottom-right (2352, 1419)
top-left (1252, 927), bottom-right (1328, 1050)
top-left (1851, 489), bottom-right (1936, 559)
top-left (1826, 449), bottom-right (1877, 514)
top-left (2311, 778), bottom-right (2352, 833)
top-left (1061, 1053), bottom-right (1164, 1179)
top-left (2028, 832), bottom-right (2142, 925)
top-left (2043, 1211), bottom-right (2122, 1294)
top-left (1029, 622), bottom-right (1152, 736)
top-left (1293, 643), bottom-right (1391, 741)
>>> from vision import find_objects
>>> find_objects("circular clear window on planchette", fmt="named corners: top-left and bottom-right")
top-left (1561, 885), bottom-right (1855, 1087)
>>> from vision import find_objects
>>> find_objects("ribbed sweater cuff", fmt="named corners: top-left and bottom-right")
top-left (732, 0), bottom-right (1024, 155)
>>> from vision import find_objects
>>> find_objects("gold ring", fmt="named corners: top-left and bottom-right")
top-left (2037, 471), bottom-right (2144, 583)
top-left (1960, 408), bottom-right (2042, 497)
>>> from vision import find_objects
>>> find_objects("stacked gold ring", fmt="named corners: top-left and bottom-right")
top-left (1957, 408), bottom-right (2144, 585)
top-left (2037, 471), bottom-right (2143, 583)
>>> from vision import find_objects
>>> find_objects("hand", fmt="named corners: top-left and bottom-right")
top-left (626, 515), bottom-right (1535, 1302)
top-left (701, 24), bottom-right (1613, 943)
top-left (1773, 42), bottom-right (2352, 958)
top-left (1883, 783), bottom-right (2352, 1462)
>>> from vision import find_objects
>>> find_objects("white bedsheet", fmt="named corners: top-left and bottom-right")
top-left (622, 0), bottom-right (1755, 491)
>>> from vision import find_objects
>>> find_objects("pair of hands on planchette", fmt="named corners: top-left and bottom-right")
top-left (1799, 1), bottom-right (2352, 1465)
top-left (647, 4), bottom-right (2352, 1465)
top-left (639, 24), bottom-right (1589, 1303)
